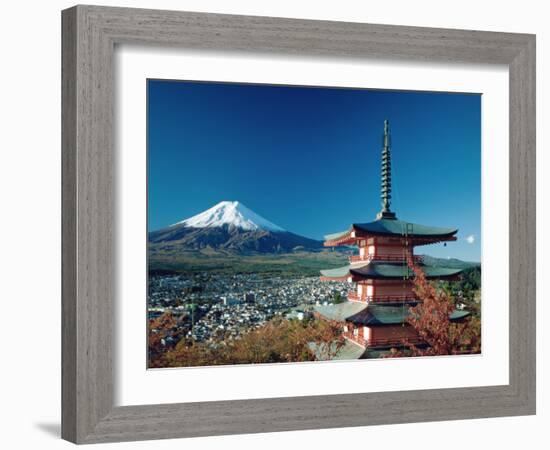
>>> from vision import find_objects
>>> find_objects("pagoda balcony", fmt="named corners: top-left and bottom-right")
top-left (347, 292), bottom-right (418, 303)
top-left (366, 337), bottom-right (424, 348)
top-left (349, 254), bottom-right (424, 264)
top-left (343, 335), bottom-right (423, 349)
top-left (347, 291), bottom-right (362, 302)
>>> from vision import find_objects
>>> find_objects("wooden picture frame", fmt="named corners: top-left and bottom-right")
top-left (62, 5), bottom-right (536, 444)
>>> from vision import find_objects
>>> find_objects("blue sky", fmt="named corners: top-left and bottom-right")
top-left (148, 79), bottom-right (481, 262)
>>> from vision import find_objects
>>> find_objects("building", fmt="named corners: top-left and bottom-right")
top-left (315, 120), bottom-right (470, 359)
top-left (221, 296), bottom-right (242, 306)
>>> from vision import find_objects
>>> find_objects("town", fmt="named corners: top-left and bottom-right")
top-left (148, 273), bottom-right (348, 346)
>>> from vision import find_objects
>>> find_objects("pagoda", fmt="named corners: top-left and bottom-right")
top-left (315, 119), bottom-right (470, 359)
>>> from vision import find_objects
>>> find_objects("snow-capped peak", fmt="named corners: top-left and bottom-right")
top-left (173, 201), bottom-right (286, 232)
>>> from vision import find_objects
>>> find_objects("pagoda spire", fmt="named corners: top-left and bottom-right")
top-left (376, 119), bottom-right (397, 220)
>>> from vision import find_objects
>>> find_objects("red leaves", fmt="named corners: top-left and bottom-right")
top-left (390, 258), bottom-right (481, 357)
top-left (149, 317), bottom-right (344, 367)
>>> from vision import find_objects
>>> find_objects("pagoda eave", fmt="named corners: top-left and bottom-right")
top-left (324, 228), bottom-right (458, 248)
top-left (314, 302), bottom-right (470, 326)
top-left (324, 239), bottom-right (354, 248)
top-left (410, 235), bottom-right (458, 246)
top-left (319, 275), bottom-right (350, 282)
top-left (323, 229), bottom-right (368, 247)
top-left (320, 262), bottom-right (464, 282)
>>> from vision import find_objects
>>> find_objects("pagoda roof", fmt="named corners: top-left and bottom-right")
top-left (314, 302), bottom-right (470, 326)
top-left (308, 340), bottom-right (367, 360)
top-left (314, 301), bottom-right (367, 322)
top-left (320, 262), bottom-right (463, 280)
top-left (349, 304), bottom-right (470, 325)
top-left (324, 218), bottom-right (458, 243)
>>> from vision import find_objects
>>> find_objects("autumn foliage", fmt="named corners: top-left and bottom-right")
top-left (148, 311), bottom-right (178, 362)
top-left (388, 259), bottom-right (481, 357)
top-left (149, 314), bottom-right (344, 368)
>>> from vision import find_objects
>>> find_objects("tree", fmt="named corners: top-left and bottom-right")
top-left (333, 291), bottom-right (345, 304)
top-left (388, 259), bottom-right (481, 357)
top-left (149, 317), bottom-right (344, 368)
top-left (439, 266), bottom-right (481, 316)
top-left (148, 311), bottom-right (178, 364)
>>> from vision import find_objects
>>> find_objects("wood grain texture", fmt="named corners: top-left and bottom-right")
top-left (61, 5), bottom-right (536, 444)
top-left (61, 7), bottom-right (77, 443)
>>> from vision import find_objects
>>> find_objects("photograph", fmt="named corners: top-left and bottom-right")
top-left (0, 1), bottom-right (539, 447)
top-left (146, 79), bottom-right (482, 368)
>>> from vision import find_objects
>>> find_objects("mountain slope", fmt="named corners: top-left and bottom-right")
top-left (149, 225), bottom-right (324, 253)
top-left (172, 201), bottom-right (285, 232)
top-left (420, 254), bottom-right (480, 269)
top-left (149, 201), bottom-right (324, 254)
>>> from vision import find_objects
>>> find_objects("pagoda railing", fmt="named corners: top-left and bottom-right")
top-left (349, 254), bottom-right (423, 264)
top-left (347, 292), bottom-right (418, 303)
top-left (347, 336), bottom-right (474, 351)
top-left (366, 337), bottom-right (424, 348)
top-left (346, 336), bottom-right (424, 348)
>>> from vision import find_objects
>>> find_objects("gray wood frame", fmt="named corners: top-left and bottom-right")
top-left (62, 5), bottom-right (536, 444)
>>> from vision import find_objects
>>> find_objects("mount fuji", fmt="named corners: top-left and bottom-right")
top-left (148, 201), bottom-right (324, 254)
top-left (172, 201), bottom-right (285, 233)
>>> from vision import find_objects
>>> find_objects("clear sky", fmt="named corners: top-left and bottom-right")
top-left (148, 79), bottom-right (481, 262)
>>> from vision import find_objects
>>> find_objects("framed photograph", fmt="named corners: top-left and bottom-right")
top-left (146, 81), bottom-right (481, 368)
top-left (62, 5), bottom-right (535, 444)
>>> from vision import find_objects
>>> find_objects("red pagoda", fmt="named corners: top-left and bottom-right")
top-left (315, 119), bottom-right (470, 359)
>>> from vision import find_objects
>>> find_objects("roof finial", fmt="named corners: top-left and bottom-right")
top-left (377, 119), bottom-right (397, 220)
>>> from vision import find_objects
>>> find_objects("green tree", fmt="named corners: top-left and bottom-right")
top-left (333, 292), bottom-right (344, 304)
